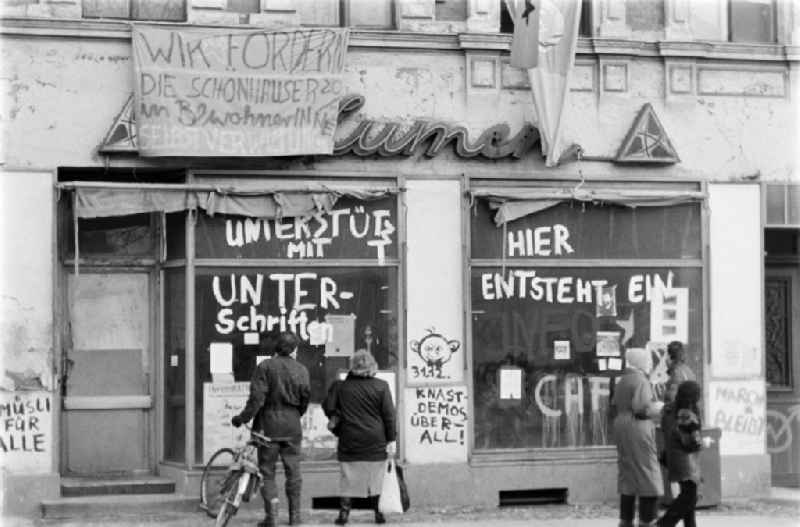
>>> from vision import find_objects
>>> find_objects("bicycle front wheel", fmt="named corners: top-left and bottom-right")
top-left (200, 448), bottom-right (237, 518)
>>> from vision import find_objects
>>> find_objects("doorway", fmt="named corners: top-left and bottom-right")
top-left (765, 228), bottom-right (800, 487)
top-left (62, 271), bottom-right (154, 475)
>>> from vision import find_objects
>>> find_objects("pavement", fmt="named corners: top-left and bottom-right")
top-left (3, 487), bottom-right (798, 527)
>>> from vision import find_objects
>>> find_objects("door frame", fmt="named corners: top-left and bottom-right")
top-left (59, 264), bottom-right (160, 476)
top-left (765, 263), bottom-right (800, 486)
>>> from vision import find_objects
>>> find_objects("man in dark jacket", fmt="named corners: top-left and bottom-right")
top-left (232, 331), bottom-right (310, 527)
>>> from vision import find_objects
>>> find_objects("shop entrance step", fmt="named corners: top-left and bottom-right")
top-left (41, 493), bottom-right (198, 520)
top-left (60, 476), bottom-right (176, 497)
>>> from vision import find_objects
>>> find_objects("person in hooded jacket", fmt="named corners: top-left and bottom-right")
top-left (663, 341), bottom-right (696, 404)
top-left (657, 380), bottom-right (709, 527)
top-left (613, 347), bottom-right (665, 527)
top-left (324, 349), bottom-right (396, 525)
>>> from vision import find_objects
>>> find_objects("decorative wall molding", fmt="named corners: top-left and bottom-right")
top-left (499, 59), bottom-right (597, 93)
top-left (668, 65), bottom-right (693, 94)
top-left (602, 62), bottom-right (628, 93)
top-left (1, 17), bottom-right (799, 62)
top-left (697, 67), bottom-right (788, 98)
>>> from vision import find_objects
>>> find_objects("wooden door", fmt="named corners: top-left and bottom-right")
top-left (766, 266), bottom-right (800, 487)
top-left (63, 271), bottom-right (154, 475)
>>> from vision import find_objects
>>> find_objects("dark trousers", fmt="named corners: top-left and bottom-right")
top-left (620, 494), bottom-right (658, 524)
top-left (657, 481), bottom-right (698, 527)
top-left (258, 439), bottom-right (302, 502)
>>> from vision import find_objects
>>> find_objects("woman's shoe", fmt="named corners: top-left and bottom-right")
top-left (334, 509), bottom-right (349, 525)
top-left (374, 510), bottom-right (386, 524)
top-left (334, 497), bottom-right (351, 525)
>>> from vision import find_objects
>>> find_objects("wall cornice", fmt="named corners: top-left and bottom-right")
top-left (1, 17), bottom-right (798, 62)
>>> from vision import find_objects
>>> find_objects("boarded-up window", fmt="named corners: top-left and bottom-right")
top-left (83, 0), bottom-right (185, 21)
top-left (730, 0), bottom-right (776, 43)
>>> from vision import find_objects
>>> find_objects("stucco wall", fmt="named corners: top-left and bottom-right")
top-left (0, 171), bottom-right (55, 392)
top-left (0, 170), bottom-right (57, 516)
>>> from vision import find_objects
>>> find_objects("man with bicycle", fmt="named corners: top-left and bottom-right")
top-left (232, 331), bottom-right (311, 527)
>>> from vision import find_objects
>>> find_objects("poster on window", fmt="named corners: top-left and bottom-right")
top-left (202, 382), bottom-right (249, 464)
top-left (132, 26), bottom-right (350, 156)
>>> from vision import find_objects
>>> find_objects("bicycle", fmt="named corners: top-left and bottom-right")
top-left (200, 425), bottom-right (273, 527)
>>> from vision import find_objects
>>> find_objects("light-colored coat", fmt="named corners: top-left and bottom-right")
top-left (612, 368), bottom-right (664, 497)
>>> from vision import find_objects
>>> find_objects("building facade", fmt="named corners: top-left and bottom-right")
top-left (1, 0), bottom-right (798, 518)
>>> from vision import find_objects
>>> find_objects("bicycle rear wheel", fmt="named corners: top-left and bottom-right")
top-left (200, 448), bottom-right (236, 518)
top-left (215, 482), bottom-right (239, 527)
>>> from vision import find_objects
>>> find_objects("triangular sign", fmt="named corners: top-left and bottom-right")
top-left (615, 103), bottom-right (679, 164)
top-left (99, 94), bottom-right (137, 153)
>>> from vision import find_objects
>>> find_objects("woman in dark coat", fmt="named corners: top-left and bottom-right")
top-left (657, 380), bottom-right (707, 527)
top-left (324, 349), bottom-right (396, 525)
top-left (613, 347), bottom-right (665, 527)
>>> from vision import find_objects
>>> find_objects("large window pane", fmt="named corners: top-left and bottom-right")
top-left (194, 266), bottom-right (398, 462)
top-left (195, 196), bottom-right (398, 260)
top-left (472, 266), bottom-right (703, 450)
top-left (163, 268), bottom-right (186, 462)
top-left (471, 200), bottom-right (702, 260)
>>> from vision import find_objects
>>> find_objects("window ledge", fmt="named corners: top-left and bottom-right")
top-left (470, 446), bottom-right (617, 467)
top-left (1, 17), bottom-right (798, 61)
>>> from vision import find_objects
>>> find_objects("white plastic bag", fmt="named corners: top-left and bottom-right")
top-left (378, 459), bottom-right (403, 514)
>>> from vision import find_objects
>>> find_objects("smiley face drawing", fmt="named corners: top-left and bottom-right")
top-left (410, 329), bottom-right (460, 368)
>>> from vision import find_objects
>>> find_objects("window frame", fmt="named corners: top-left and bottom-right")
top-left (728, 0), bottom-right (777, 44)
top-left (165, 172), bottom-right (406, 469)
top-left (464, 177), bottom-right (709, 458)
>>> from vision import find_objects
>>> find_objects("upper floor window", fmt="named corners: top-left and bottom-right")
top-left (501, 0), bottom-right (593, 37)
top-left (729, 0), bottom-right (776, 43)
top-left (82, 0), bottom-right (186, 21)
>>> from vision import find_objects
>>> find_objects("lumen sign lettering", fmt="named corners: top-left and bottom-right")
top-left (131, 26), bottom-right (349, 156)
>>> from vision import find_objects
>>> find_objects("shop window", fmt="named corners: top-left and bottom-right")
top-left (164, 268), bottom-right (186, 463)
top-left (193, 266), bottom-right (399, 463)
top-left (729, 0), bottom-right (776, 43)
top-left (181, 195), bottom-right (400, 464)
top-left (470, 197), bottom-right (704, 450)
top-left (82, 0), bottom-right (186, 21)
top-left (500, 0), bottom-right (593, 37)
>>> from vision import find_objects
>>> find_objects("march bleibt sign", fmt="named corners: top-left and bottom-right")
top-left (131, 26), bottom-right (349, 156)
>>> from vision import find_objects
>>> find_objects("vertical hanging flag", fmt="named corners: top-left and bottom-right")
top-left (506, 0), bottom-right (582, 167)
top-left (510, 0), bottom-right (541, 69)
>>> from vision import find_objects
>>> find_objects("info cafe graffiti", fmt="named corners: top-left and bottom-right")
top-left (60, 23), bottom-right (710, 499)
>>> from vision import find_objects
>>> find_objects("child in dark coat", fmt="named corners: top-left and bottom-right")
top-left (657, 380), bottom-right (708, 527)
